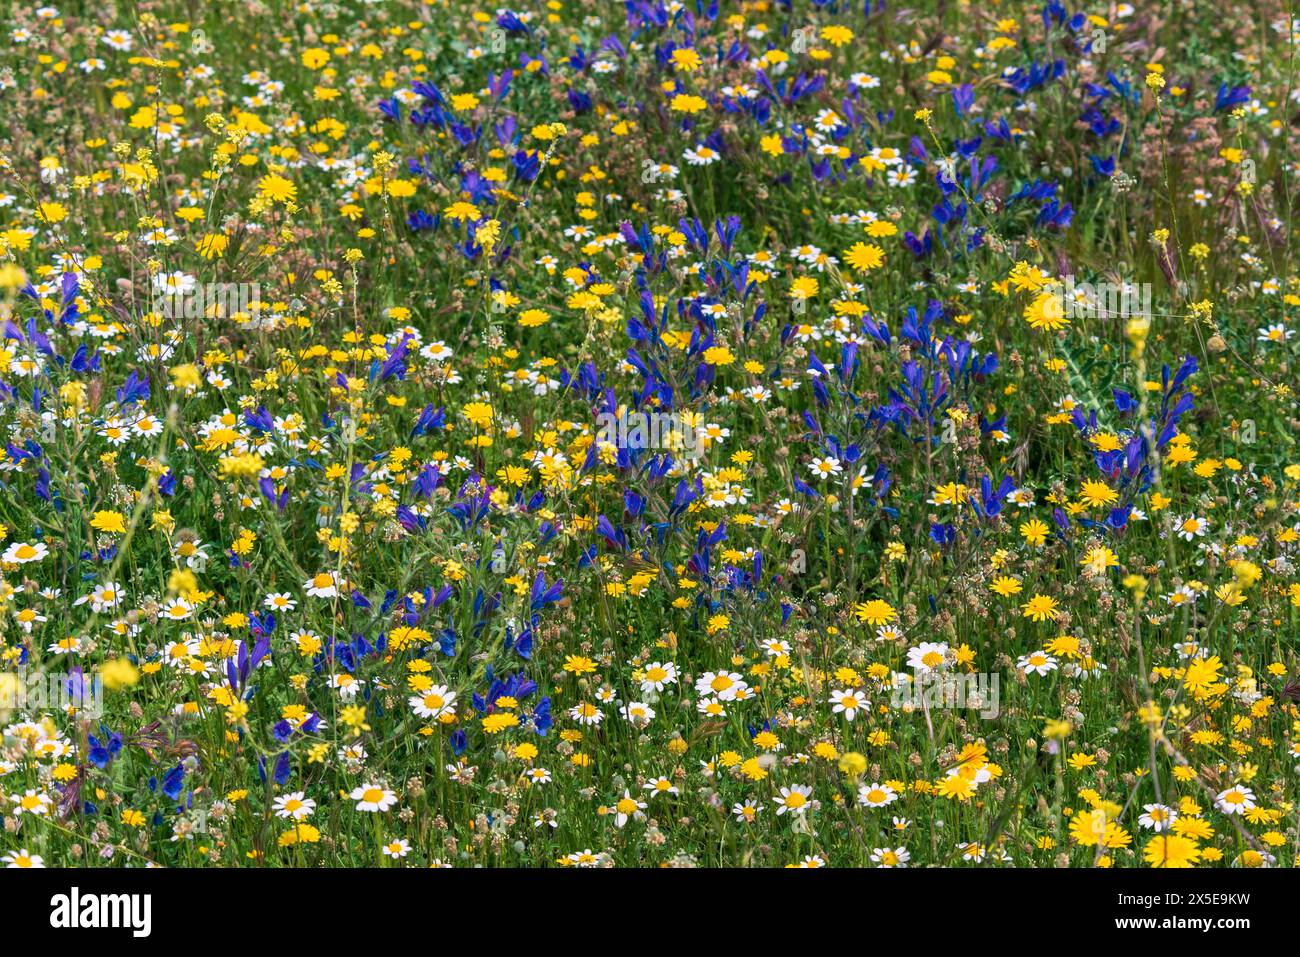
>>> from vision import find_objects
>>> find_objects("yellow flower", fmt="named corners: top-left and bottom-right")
top-left (844, 241), bottom-right (885, 272)
top-left (936, 774), bottom-right (976, 801)
top-left (1143, 835), bottom-right (1200, 868)
top-left (1183, 655), bottom-right (1223, 693)
top-left (1021, 594), bottom-right (1059, 622)
top-left (443, 201), bottom-right (481, 223)
top-left (340, 704), bottom-right (371, 736)
top-left (1043, 719), bottom-right (1071, 738)
top-left (790, 276), bottom-right (819, 300)
top-left (820, 25), bottom-right (854, 46)
top-left (37, 202), bottom-right (67, 224)
top-left (1079, 546), bottom-right (1118, 575)
top-left (1069, 809), bottom-right (1108, 846)
top-left (89, 510), bottom-right (127, 534)
top-left (1024, 292), bottom-right (1069, 331)
top-left (1019, 519), bottom-right (1050, 546)
top-left (218, 452), bottom-right (264, 479)
top-left (279, 823), bottom-right (321, 846)
top-left (514, 742), bottom-right (538, 761)
top-left (990, 576), bottom-right (1022, 597)
top-left (563, 655), bottom-right (597, 675)
top-left (257, 174), bottom-right (297, 204)
top-left (669, 93), bottom-right (707, 114)
top-left (170, 363), bottom-right (202, 390)
top-left (854, 599), bottom-right (897, 626)
top-left (671, 48), bottom-right (701, 71)
top-left (462, 402), bottom-right (494, 429)
top-left (483, 712), bottom-right (520, 733)
top-left (1078, 480), bottom-right (1118, 508)
top-left (301, 48), bottom-right (330, 69)
top-left (100, 658), bottom-right (140, 691)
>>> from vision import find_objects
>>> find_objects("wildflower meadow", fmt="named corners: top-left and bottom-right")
top-left (0, 0), bottom-right (1299, 883)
